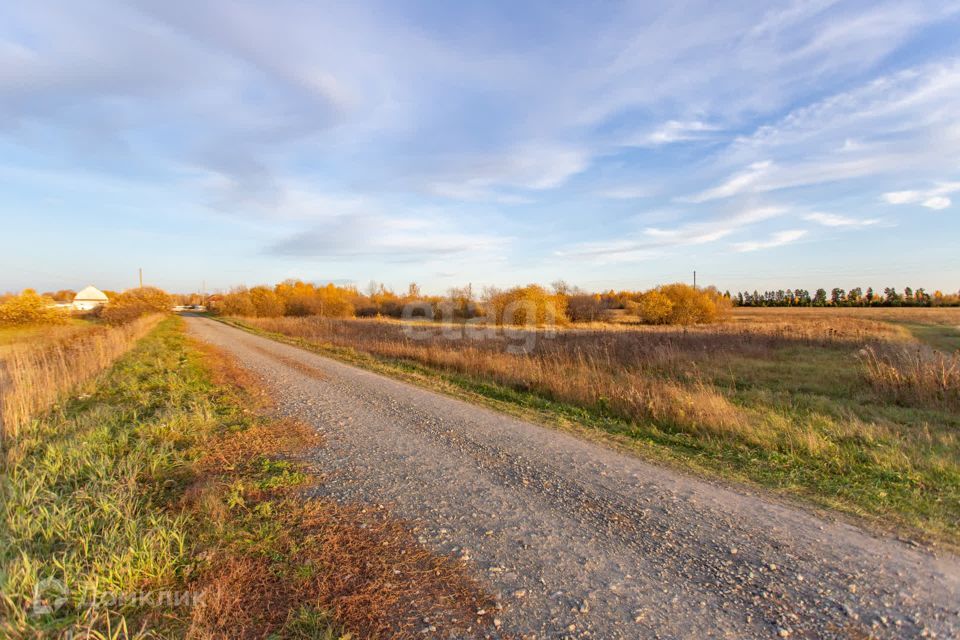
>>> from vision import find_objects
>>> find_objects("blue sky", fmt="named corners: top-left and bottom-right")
top-left (2, 0), bottom-right (959, 295)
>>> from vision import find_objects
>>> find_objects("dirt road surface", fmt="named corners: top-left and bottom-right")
top-left (187, 316), bottom-right (960, 639)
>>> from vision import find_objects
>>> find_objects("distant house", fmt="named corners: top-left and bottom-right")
top-left (73, 286), bottom-right (109, 311)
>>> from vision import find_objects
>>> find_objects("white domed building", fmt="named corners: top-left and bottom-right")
top-left (73, 286), bottom-right (109, 311)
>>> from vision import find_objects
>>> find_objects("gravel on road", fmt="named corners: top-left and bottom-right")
top-left (187, 316), bottom-right (960, 639)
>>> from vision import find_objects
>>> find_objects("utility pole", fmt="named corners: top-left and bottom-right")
top-left (693, 270), bottom-right (697, 289)
top-left (139, 268), bottom-right (143, 288)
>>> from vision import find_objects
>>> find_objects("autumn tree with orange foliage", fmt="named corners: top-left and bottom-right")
top-left (631, 290), bottom-right (674, 324)
top-left (484, 285), bottom-right (568, 326)
top-left (627, 284), bottom-right (729, 325)
top-left (0, 289), bottom-right (66, 326)
top-left (100, 287), bottom-right (173, 324)
top-left (271, 281), bottom-right (358, 318)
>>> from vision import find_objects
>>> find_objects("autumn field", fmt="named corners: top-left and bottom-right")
top-left (230, 306), bottom-right (960, 545)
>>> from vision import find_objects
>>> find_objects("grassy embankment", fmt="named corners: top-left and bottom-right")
top-left (1, 317), bottom-right (493, 639)
top-left (229, 309), bottom-right (960, 547)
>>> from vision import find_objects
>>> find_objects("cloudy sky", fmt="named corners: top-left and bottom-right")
top-left (2, 0), bottom-right (959, 295)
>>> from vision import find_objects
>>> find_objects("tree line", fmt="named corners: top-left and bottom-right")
top-left (732, 287), bottom-right (960, 307)
top-left (5, 280), bottom-right (957, 329)
top-left (212, 280), bottom-right (730, 326)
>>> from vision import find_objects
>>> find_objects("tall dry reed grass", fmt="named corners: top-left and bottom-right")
top-left (0, 315), bottom-right (163, 441)
top-left (243, 316), bottom-right (769, 445)
top-left (244, 314), bottom-right (955, 454)
top-left (859, 343), bottom-right (960, 410)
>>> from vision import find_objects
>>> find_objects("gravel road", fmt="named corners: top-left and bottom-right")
top-left (187, 316), bottom-right (960, 639)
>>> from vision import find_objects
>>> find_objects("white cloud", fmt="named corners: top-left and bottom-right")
top-left (628, 120), bottom-right (722, 146)
top-left (734, 229), bottom-right (807, 252)
top-left (645, 205), bottom-right (785, 245)
top-left (882, 190), bottom-right (922, 205)
top-left (804, 212), bottom-right (880, 227)
top-left (553, 239), bottom-right (660, 264)
top-left (923, 196), bottom-right (951, 210)
top-left (427, 182), bottom-right (535, 204)
top-left (685, 161), bottom-right (773, 203)
top-left (645, 226), bottom-right (734, 245)
top-left (882, 181), bottom-right (960, 210)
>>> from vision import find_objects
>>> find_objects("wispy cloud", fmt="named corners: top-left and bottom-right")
top-left (596, 186), bottom-right (654, 200)
top-left (684, 60), bottom-right (960, 202)
top-left (645, 206), bottom-right (785, 244)
top-left (734, 229), bottom-right (807, 252)
top-left (557, 206), bottom-right (786, 263)
top-left (269, 213), bottom-right (507, 261)
top-left (684, 162), bottom-right (773, 203)
top-left (628, 120), bottom-right (722, 146)
top-left (882, 181), bottom-right (960, 210)
top-left (426, 144), bottom-right (590, 200)
top-left (804, 212), bottom-right (881, 227)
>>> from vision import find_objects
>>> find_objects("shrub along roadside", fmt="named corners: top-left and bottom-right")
top-left (1, 317), bottom-right (495, 639)
top-left (0, 289), bottom-right (68, 326)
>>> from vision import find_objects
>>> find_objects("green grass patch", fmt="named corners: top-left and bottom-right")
top-left (899, 321), bottom-right (960, 353)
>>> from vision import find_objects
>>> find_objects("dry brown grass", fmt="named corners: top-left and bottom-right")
top-left (859, 343), bottom-right (960, 410)
top-left (241, 316), bottom-right (812, 446)
top-left (727, 307), bottom-right (913, 342)
top-left (187, 501), bottom-right (495, 640)
top-left (184, 339), bottom-right (496, 640)
top-left (0, 314), bottom-right (164, 442)
top-left (0, 322), bottom-right (94, 351)
top-left (733, 306), bottom-right (960, 325)
top-left (191, 338), bottom-right (275, 409)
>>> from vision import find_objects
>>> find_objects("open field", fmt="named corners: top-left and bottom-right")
top-left (233, 307), bottom-right (960, 545)
top-left (730, 307), bottom-right (960, 351)
top-left (1, 317), bottom-right (494, 638)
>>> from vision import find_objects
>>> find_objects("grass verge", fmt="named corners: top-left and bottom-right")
top-left (219, 317), bottom-right (960, 550)
top-left (1, 316), bottom-right (495, 639)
